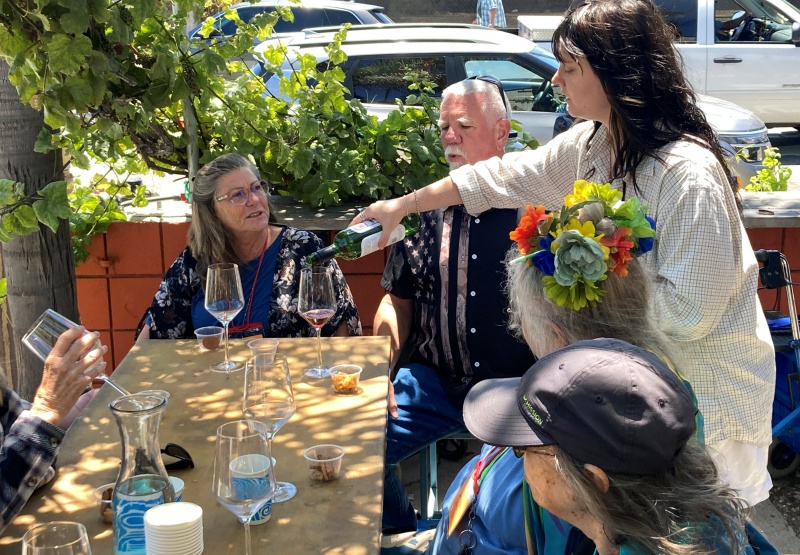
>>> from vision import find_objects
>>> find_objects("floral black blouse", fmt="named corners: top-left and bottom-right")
top-left (139, 227), bottom-right (362, 339)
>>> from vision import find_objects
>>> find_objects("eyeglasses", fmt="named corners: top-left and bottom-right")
top-left (512, 446), bottom-right (556, 459)
top-left (215, 179), bottom-right (270, 205)
top-left (467, 74), bottom-right (506, 103)
top-left (161, 442), bottom-right (195, 471)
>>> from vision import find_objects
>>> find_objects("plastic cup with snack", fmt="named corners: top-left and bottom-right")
top-left (303, 444), bottom-right (344, 482)
top-left (329, 364), bottom-right (362, 395)
top-left (194, 326), bottom-right (223, 351)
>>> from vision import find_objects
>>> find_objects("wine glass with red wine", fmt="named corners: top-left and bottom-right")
top-left (298, 266), bottom-right (336, 378)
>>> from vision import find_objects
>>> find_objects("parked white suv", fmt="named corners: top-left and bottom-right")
top-left (519, 0), bottom-right (800, 129)
top-left (253, 24), bottom-right (770, 182)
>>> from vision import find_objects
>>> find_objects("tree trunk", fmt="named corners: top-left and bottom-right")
top-left (0, 59), bottom-right (78, 401)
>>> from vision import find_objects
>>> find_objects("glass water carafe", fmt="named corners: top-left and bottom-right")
top-left (110, 393), bottom-right (175, 555)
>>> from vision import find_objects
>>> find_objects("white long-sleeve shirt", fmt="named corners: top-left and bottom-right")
top-left (451, 121), bottom-right (775, 448)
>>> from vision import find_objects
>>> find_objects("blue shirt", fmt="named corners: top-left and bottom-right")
top-left (428, 445), bottom-right (585, 555)
top-left (192, 228), bottom-right (283, 331)
top-left (475, 0), bottom-right (506, 27)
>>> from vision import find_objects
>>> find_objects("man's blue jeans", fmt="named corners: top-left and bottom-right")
top-left (383, 364), bottom-right (466, 532)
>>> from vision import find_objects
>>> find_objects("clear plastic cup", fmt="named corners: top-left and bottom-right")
top-left (303, 444), bottom-right (344, 482)
top-left (329, 364), bottom-right (362, 394)
top-left (246, 338), bottom-right (279, 357)
top-left (194, 326), bottom-right (223, 351)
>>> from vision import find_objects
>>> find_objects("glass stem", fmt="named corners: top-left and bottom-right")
top-left (267, 434), bottom-right (278, 486)
top-left (223, 322), bottom-right (231, 364)
top-left (244, 520), bottom-right (252, 555)
top-left (316, 328), bottom-right (323, 367)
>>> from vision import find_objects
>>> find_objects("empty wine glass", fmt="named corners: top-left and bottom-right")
top-left (22, 521), bottom-right (92, 555)
top-left (242, 354), bottom-right (297, 502)
top-left (205, 263), bottom-right (245, 374)
top-left (213, 420), bottom-right (275, 555)
top-left (298, 266), bottom-right (336, 378)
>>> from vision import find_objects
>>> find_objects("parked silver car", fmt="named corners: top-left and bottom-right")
top-left (254, 23), bottom-right (769, 182)
top-left (187, 0), bottom-right (392, 41)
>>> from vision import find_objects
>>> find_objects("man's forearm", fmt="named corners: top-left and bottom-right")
top-left (373, 294), bottom-right (414, 372)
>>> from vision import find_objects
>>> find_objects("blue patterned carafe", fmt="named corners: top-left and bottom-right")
top-left (110, 393), bottom-right (175, 555)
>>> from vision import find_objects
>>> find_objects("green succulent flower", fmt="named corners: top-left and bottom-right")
top-left (551, 229), bottom-right (609, 286)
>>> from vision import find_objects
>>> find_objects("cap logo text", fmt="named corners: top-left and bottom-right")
top-left (521, 395), bottom-right (543, 426)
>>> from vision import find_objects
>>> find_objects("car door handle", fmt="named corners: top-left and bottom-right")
top-left (713, 56), bottom-right (743, 64)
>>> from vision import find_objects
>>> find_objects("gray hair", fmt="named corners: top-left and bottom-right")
top-left (553, 440), bottom-right (748, 554)
top-left (505, 250), bottom-right (675, 361)
top-left (187, 153), bottom-right (278, 283)
top-left (442, 79), bottom-right (512, 124)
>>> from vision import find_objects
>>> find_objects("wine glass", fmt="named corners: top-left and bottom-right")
top-left (205, 263), bottom-right (245, 374)
top-left (298, 266), bottom-right (336, 378)
top-left (213, 420), bottom-right (276, 555)
top-left (242, 354), bottom-right (297, 502)
top-left (22, 521), bottom-right (92, 555)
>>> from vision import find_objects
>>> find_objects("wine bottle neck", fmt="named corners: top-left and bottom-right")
top-left (306, 245), bottom-right (338, 266)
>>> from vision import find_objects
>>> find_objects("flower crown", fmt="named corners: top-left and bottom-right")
top-left (509, 180), bottom-right (656, 311)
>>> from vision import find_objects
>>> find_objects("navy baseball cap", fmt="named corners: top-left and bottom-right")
top-left (463, 338), bottom-right (698, 475)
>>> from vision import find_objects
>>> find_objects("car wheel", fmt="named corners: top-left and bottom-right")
top-left (767, 438), bottom-right (800, 479)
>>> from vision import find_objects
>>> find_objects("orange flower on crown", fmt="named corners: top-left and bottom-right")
top-left (509, 204), bottom-right (548, 255)
top-left (601, 226), bottom-right (635, 276)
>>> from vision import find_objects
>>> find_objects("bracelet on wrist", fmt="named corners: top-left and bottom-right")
top-left (413, 190), bottom-right (421, 214)
top-left (402, 195), bottom-right (411, 218)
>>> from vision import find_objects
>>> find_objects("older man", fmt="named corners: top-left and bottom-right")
top-left (1, 326), bottom-right (107, 533)
top-left (374, 77), bottom-right (536, 532)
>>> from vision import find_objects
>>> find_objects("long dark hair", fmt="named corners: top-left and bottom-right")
top-left (552, 0), bottom-right (739, 207)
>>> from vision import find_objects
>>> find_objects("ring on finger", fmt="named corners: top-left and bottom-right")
top-left (358, 210), bottom-right (366, 222)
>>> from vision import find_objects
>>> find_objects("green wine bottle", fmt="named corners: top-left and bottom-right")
top-left (306, 213), bottom-right (421, 266)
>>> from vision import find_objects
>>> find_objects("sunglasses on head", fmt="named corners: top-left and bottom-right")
top-left (512, 446), bottom-right (556, 459)
top-left (467, 74), bottom-right (506, 103)
top-left (161, 442), bottom-right (195, 471)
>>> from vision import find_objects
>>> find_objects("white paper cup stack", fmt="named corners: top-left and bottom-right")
top-left (144, 502), bottom-right (203, 555)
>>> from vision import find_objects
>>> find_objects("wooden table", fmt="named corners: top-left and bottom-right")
top-left (0, 336), bottom-right (390, 554)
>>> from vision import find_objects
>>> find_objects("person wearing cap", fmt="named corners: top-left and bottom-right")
top-left (423, 183), bottom-right (667, 555)
top-left (374, 78), bottom-right (536, 533)
top-left (461, 338), bottom-right (774, 555)
top-left (356, 0), bottom-right (775, 506)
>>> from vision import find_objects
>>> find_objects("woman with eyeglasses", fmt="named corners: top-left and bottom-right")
top-left (358, 0), bottom-right (774, 508)
top-left (137, 153), bottom-right (361, 341)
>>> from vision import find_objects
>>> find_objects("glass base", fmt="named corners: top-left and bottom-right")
top-left (303, 365), bottom-right (331, 378)
top-left (211, 360), bottom-right (245, 373)
top-left (273, 481), bottom-right (297, 503)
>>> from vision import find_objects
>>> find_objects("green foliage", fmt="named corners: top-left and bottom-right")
top-left (0, 0), bottom-right (533, 259)
top-left (742, 147), bottom-right (792, 192)
top-left (0, 277), bottom-right (5, 305)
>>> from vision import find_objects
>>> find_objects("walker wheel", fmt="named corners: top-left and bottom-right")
top-left (767, 438), bottom-right (800, 479)
top-left (437, 439), bottom-right (469, 461)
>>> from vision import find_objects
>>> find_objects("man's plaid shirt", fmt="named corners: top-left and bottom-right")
top-left (0, 388), bottom-right (64, 534)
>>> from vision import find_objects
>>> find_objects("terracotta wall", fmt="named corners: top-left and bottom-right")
top-left (76, 222), bottom-right (389, 369)
top-left (75, 222), bottom-right (800, 371)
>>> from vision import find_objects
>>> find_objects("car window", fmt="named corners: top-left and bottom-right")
top-left (324, 9), bottom-right (362, 26)
top-left (714, 0), bottom-right (794, 42)
top-left (464, 57), bottom-right (559, 113)
top-left (372, 11), bottom-right (393, 24)
top-left (653, 0), bottom-right (698, 43)
top-left (274, 8), bottom-right (328, 32)
top-left (217, 7), bottom-right (265, 35)
top-left (348, 57), bottom-right (448, 103)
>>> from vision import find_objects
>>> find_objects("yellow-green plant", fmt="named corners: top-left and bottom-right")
top-left (742, 147), bottom-right (792, 192)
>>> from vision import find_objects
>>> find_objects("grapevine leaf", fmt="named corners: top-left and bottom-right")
top-left (59, 0), bottom-right (90, 35)
top-left (47, 34), bottom-right (92, 74)
top-left (34, 128), bottom-right (55, 153)
top-left (0, 180), bottom-right (19, 206)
